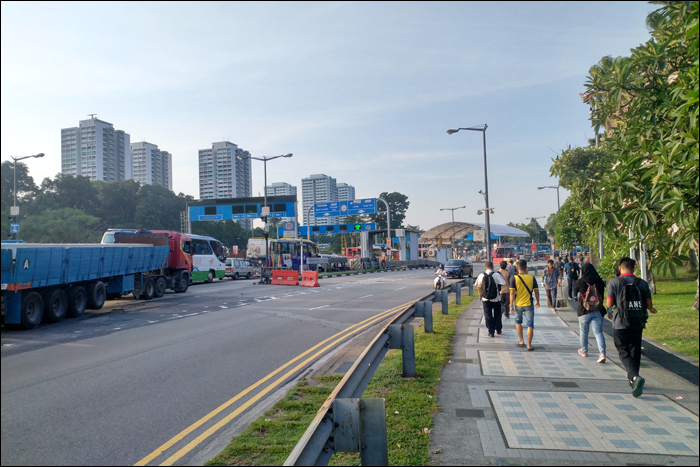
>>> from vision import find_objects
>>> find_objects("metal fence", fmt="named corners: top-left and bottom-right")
top-left (284, 278), bottom-right (473, 466)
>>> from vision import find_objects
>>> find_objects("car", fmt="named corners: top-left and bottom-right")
top-left (225, 258), bottom-right (255, 280)
top-left (444, 258), bottom-right (473, 279)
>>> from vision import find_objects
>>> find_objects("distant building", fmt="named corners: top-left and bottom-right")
top-left (302, 174), bottom-right (338, 226)
top-left (61, 116), bottom-right (131, 182)
top-left (198, 141), bottom-right (253, 228)
top-left (130, 142), bottom-right (173, 190)
top-left (266, 182), bottom-right (297, 223)
top-left (336, 182), bottom-right (356, 223)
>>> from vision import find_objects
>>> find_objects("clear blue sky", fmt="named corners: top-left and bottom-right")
top-left (1, 1), bottom-right (655, 230)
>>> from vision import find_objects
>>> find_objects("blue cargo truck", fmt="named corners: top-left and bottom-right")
top-left (1, 242), bottom-right (178, 329)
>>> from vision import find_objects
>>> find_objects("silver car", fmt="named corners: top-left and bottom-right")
top-left (225, 258), bottom-right (255, 280)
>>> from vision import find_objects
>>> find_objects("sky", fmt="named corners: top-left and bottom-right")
top-left (1, 1), bottom-right (656, 231)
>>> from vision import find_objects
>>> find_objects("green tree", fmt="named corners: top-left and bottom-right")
top-left (1, 160), bottom-right (37, 207)
top-left (553, 197), bottom-right (587, 251)
top-left (544, 213), bottom-right (557, 238)
top-left (133, 184), bottom-right (187, 230)
top-left (581, 1), bottom-right (699, 308)
top-left (96, 179), bottom-right (141, 228)
top-left (22, 208), bottom-right (102, 243)
top-left (370, 192), bottom-right (409, 231)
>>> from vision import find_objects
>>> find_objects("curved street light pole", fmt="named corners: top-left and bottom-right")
top-left (447, 125), bottom-right (491, 261)
top-left (537, 185), bottom-right (560, 213)
top-left (440, 206), bottom-right (466, 258)
top-left (10, 153), bottom-right (44, 240)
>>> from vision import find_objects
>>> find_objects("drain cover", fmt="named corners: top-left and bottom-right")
top-left (552, 381), bottom-right (579, 388)
top-left (455, 409), bottom-right (485, 418)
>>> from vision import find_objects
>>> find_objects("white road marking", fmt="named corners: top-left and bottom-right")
top-left (219, 305), bottom-right (229, 309)
top-left (358, 294), bottom-right (373, 299)
top-left (184, 313), bottom-right (199, 317)
top-left (395, 287), bottom-right (407, 290)
top-left (147, 320), bottom-right (158, 323)
top-left (111, 328), bottom-right (122, 331)
top-left (309, 305), bottom-right (329, 310)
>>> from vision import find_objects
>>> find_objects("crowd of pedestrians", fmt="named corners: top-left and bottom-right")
top-left (475, 256), bottom-right (657, 397)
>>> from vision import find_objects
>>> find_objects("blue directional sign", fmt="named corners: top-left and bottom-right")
top-left (313, 199), bottom-right (377, 218)
top-left (188, 196), bottom-right (296, 222)
top-left (278, 223), bottom-right (377, 237)
top-left (10, 224), bottom-right (19, 234)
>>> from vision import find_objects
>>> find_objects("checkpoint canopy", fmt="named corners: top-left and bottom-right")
top-left (420, 222), bottom-right (529, 244)
top-left (188, 195), bottom-right (296, 221)
top-left (464, 223), bottom-right (529, 240)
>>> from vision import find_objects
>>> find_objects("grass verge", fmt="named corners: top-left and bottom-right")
top-left (206, 295), bottom-right (475, 466)
top-left (644, 278), bottom-right (699, 360)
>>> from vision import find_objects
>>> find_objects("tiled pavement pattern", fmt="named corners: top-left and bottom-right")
top-left (477, 327), bottom-right (581, 346)
top-left (480, 351), bottom-right (627, 379)
top-left (480, 314), bottom-right (569, 327)
top-left (490, 390), bottom-right (700, 455)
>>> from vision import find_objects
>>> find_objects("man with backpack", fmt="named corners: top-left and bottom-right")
top-left (475, 261), bottom-right (507, 337)
top-left (572, 262), bottom-right (607, 363)
top-left (509, 260), bottom-right (540, 351)
top-left (564, 256), bottom-right (580, 300)
top-left (606, 257), bottom-right (657, 397)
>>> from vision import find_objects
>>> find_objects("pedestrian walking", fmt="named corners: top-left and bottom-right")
top-left (606, 257), bottom-right (657, 397)
top-left (554, 256), bottom-right (564, 278)
top-left (564, 256), bottom-right (580, 300)
top-left (509, 260), bottom-right (540, 351)
top-left (573, 262), bottom-right (607, 363)
top-left (498, 261), bottom-right (511, 319)
top-left (475, 261), bottom-right (507, 337)
top-left (506, 259), bottom-right (517, 279)
top-left (542, 259), bottom-right (561, 311)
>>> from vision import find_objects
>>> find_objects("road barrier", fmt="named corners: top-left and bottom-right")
top-left (300, 271), bottom-right (321, 288)
top-left (271, 270), bottom-right (299, 286)
top-left (284, 279), bottom-right (469, 466)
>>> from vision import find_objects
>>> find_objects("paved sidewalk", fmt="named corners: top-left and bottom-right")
top-left (430, 285), bottom-right (699, 466)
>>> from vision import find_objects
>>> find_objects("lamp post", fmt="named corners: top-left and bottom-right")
top-left (10, 153), bottom-right (44, 240)
top-left (441, 206), bottom-right (465, 258)
top-left (447, 124), bottom-right (491, 261)
top-left (537, 185), bottom-right (560, 213)
top-left (237, 153), bottom-right (292, 272)
top-left (525, 216), bottom-right (545, 245)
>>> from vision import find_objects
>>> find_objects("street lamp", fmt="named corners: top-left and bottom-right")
top-left (440, 206), bottom-right (466, 258)
top-left (237, 153), bottom-right (292, 273)
top-left (525, 216), bottom-right (545, 244)
top-left (10, 153), bottom-right (44, 240)
top-left (537, 185), bottom-right (560, 213)
top-left (447, 124), bottom-right (492, 262)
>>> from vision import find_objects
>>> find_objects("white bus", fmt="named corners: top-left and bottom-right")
top-left (188, 234), bottom-right (227, 283)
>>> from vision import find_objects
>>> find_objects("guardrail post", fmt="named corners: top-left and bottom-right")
top-left (466, 277), bottom-right (473, 296)
top-left (414, 301), bottom-right (424, 318)
top-left (332, 398), bottom-right (388, 466)
top-left (422, 301), bottom-right (433, 333)
top-left (436, 289), bottom-right (448, 315)
top-left (388, 323), bottom-right (416, 378)
top-left (359, 398), bottom-right (388, 466)
top-left (451, 282), bottom-right (462, 305)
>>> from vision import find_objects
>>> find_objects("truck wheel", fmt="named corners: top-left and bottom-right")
top-left (175, 272), bottom-right (189, 293)
top-left (154, 277), bottom-right (167, 298)
top-left (42, 288), bottom-right (68, 323)
top-left (87, 281), bottom-right (106, 310)
top-left (233, 272), bottom-right (239, 280)
top-left (206, 270), bottom-right (214, 283)
top-left (142, 277), bottom-right (156, 300)
top-left (246, 272), bottom-right (251, 279)
top-left (66, 286), bottom-right (87, 318)
top-left (21, 291), bottom-right (44, 329)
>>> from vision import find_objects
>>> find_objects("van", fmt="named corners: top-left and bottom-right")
top-left (225, 258), bottom-right (255, 280)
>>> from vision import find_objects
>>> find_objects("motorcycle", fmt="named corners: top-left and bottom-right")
top-left (433, 268), bottom-right (447, 290)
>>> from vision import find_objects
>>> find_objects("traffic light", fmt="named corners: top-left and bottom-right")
top-left (353, 224), bottom-right (362, 231)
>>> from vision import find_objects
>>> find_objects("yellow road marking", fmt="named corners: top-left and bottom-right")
top-left (135, 302), bottom-right (414, 466)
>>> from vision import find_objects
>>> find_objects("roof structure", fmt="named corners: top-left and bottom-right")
top-left (419, 222), bottom-right (529, 244)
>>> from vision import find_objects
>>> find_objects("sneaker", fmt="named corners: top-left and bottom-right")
top-left (487, 333), bottom-right (494, 337)
top-left (632, 376), bottom-right (645, 397)
top-left (496, 330), bottom-right (502, 335)
top-left (578, 349), bottom-right (588, 358)
top-left (597, 355), bottom-right (606, 364)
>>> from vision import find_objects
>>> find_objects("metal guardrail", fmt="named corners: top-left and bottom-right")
top-left (284, 277), bottom-right (473, 466)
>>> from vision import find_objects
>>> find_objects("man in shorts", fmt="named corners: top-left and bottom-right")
top-left (509, 259), bottom-right (540, 351)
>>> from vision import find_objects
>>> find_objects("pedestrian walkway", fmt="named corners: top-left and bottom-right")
top-left (430, 285), bottom-right (699, 465)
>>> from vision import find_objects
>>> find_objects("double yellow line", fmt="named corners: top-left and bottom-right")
top-left (136, 301), bottom-right (415, 466)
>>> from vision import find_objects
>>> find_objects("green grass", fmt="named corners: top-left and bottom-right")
top-left (206, 296), bottom-right (475, 466)
top-left (644, 278), bottom-right (699, 360)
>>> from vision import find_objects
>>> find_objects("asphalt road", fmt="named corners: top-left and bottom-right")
top-left (1, 266), bottom-right (485, 466)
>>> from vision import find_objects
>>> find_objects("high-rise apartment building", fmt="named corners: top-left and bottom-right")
top-left (266, 182), bottom-right (297, 223)
top-left (61, 117), bottom-right (131, 182)
top-left (336, 182), bottom-right (356, 223)
top-left (302, 174), bottom-right (338, 226)
top-left (130, 142), bottom-right (173, 190)
top-left (198, 141), bottom-right (253, 228)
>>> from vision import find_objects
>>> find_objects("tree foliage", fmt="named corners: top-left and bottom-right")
top-left (370, 192), bottom-right (410, 231)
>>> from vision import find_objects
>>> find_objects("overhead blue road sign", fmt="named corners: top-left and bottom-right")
top-left (189, 196), bottom-right (296, 222)
top-left (346, 199), bottom-right (377, 215)
top-left (10, 224), bottom-right (19, 234)
top-left (278, 223), bottom-right (377, 237)
top-left (313, 199), bottom-right (377, 218)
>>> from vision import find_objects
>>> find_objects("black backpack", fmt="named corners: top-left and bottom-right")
top-left (619, 277), bottom-right (647, 328)
top-left (480, 272), bottom-right (499, 300)
top-left (568, 262), bottom-right (579, 281)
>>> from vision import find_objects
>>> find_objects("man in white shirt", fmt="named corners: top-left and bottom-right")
top-left (475, 261), bottom-right (507, 337)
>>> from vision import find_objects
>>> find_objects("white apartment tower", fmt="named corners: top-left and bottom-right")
top-left (302, 174), bottom-right (338, 226)
top-left (198, 141), bottom-right (252, 199)
top-left (61, 117), bottom-right (131, 182)
top-left (130, 142), bottom-right (173, 190)
top-left (266, 182), bottom-right (297, 197)
top-left (336, 182), bottom-right (356, 223)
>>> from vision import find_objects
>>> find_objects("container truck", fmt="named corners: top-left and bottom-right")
top-left (1, 230), bottom-right (192, 329)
